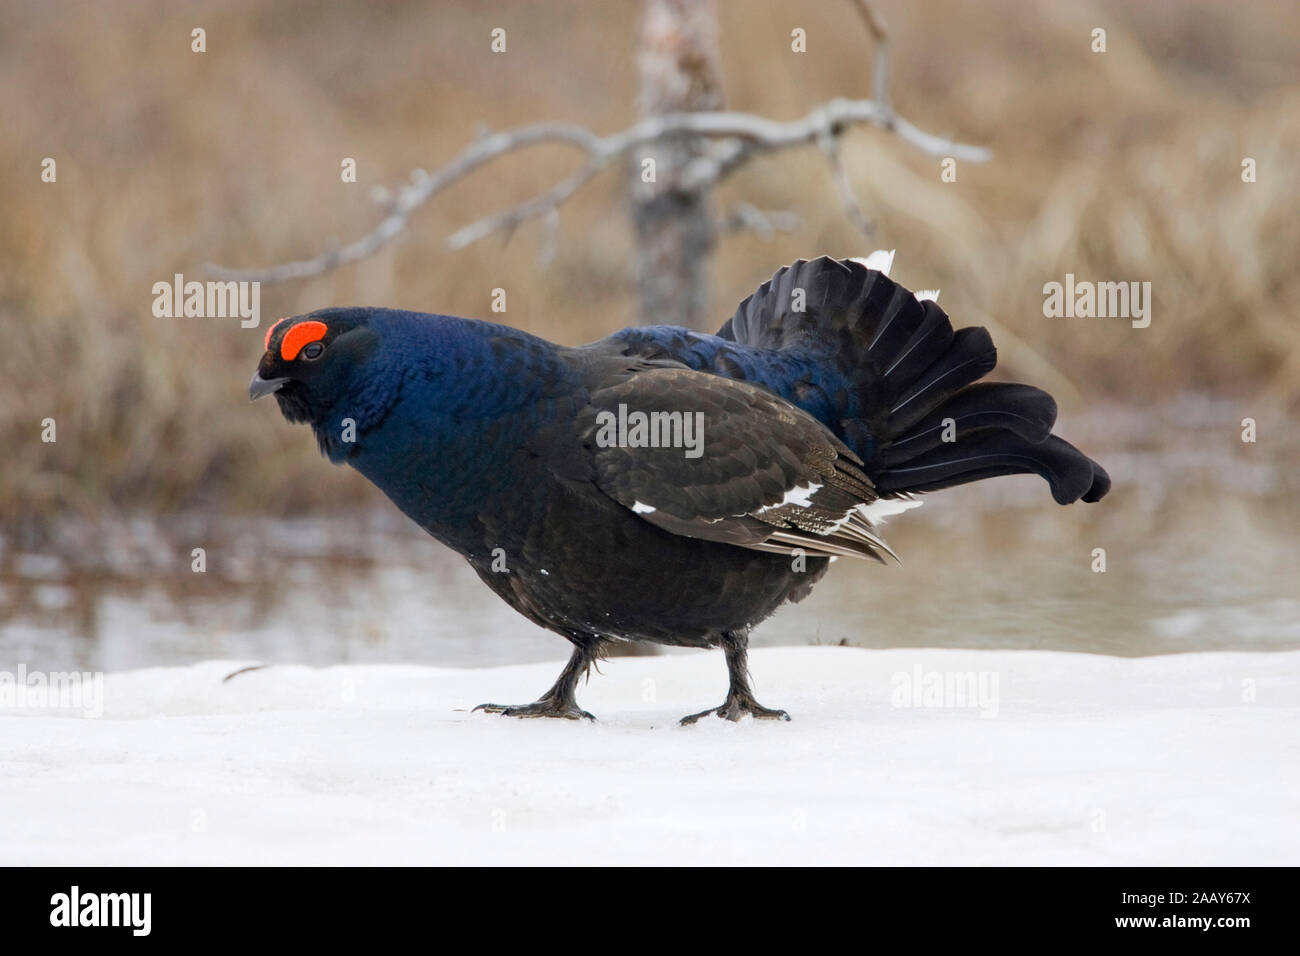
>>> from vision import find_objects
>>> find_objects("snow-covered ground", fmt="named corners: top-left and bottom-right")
top-left (2, 647), bottom-right (1296, 865)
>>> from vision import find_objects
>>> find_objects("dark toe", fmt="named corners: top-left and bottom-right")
top-left (679, 708), bottom-right (716, 726)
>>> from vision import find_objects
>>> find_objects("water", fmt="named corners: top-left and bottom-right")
top-left (3, 400), bottom-right (1296, 672)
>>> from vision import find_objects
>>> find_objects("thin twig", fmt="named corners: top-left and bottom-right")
top-left (722, 203), bottom-right (802, 238)
top-left (446, 162), bottom-right (601, 251)
top-left (851, 0), bottom-right (891, 109)
top-left (819, 130), bottom-right (875, 237)
top-left (537, 207), bottom-right (561, 267)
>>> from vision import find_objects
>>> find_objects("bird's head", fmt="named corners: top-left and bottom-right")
top-left (249, 308), bottom-right (381, 425)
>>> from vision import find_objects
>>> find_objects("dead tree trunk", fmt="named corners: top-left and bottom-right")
top-left (630, 0), bottom-right (724, 329)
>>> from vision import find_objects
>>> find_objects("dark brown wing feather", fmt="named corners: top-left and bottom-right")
top-left (575, 367), bottom-right (898, 563)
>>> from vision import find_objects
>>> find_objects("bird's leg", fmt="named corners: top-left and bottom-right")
top-left (474, 642), bottom-right (597, 720)
top-left (680, 629), bottom-right (791, 725)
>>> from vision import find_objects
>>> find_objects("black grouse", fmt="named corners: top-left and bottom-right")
top-left (249, 253), bottom-right (1109, 723)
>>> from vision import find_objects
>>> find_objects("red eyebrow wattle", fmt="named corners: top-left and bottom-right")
top-left (264, 316), bottom-right (292, 349)
top-left (281, 320), bottom-right (329, 361)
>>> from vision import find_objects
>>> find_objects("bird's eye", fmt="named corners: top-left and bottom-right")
top-left (300, 341), bottom-right (325, 361)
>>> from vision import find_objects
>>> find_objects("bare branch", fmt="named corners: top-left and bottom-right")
top-left (721, 203), bottom-right (802, 238)
top-left (207, 2), bottom-right (990, 284)
top-left (445, 161), bottom-right (600, 251)
top-left (850, 0), bottom-right (891, 109)
top-left (536, 208), bottom-right (561, 267)
top-left (819, 131), bottom-right (875, 238)
top-left (207, 125), bottom-right (603, 282)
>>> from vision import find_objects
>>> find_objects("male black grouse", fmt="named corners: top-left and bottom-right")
top-left (250, 252), bottom-right (1109, 723)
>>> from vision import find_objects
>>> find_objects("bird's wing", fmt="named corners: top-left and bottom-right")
top-left (575, 366), bottom-right (901, 563)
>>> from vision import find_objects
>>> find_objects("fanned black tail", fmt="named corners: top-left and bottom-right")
top-left (718, 256), bottom-right (1110, 504)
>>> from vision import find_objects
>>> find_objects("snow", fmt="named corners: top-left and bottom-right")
top-left (2, 647), bottom-right (1296, 865)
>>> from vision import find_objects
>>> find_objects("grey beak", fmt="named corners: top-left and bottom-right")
top-left (249, 372), bottom-right (289, 401)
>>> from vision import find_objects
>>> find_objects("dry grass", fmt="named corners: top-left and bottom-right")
top-left (3, 0), bottom-right (1297, 532)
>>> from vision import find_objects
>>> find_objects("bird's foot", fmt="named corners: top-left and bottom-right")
top-left (473, 698), bottom-right (596, 721)
top-left (680, 694), bottom-right (791, 725)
